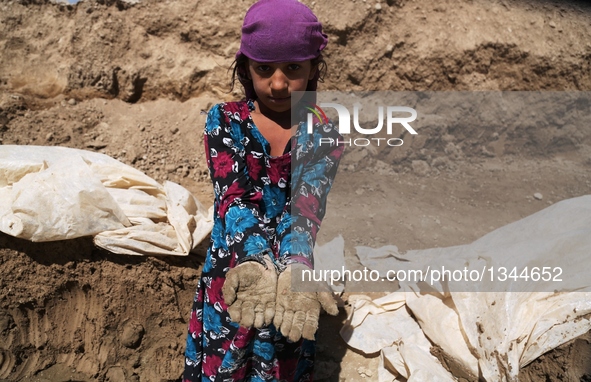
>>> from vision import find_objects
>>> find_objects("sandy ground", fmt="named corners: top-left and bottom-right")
top-left (1, 0), bottom-right (591, 381)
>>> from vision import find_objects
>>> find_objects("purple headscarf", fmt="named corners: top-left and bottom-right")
top-left (236, 0), bottom-right (328, 101)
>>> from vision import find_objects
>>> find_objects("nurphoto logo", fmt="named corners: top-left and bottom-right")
top-left (306, 102), bottom-right (418, 147)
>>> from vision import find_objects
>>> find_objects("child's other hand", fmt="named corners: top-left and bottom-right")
top-left (273, 264), bottom-right (339, 342)
top-left (222, 258), bottom-right (278, 329)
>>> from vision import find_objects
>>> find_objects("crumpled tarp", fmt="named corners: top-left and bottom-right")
top-left (343, 195), bottom-right (591, 381)
top-left (0, 145), bottom-right (213, 256)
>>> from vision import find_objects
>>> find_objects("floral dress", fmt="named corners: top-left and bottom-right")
top-left (184, 100), bottom-right (343, 382)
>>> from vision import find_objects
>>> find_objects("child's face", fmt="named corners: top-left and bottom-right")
top-left (247, 59), bottom-right (317, 113)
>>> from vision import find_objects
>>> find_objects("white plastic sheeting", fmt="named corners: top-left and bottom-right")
top-left (313, 235), bottom-right (346, 293)
top-left (0, 145), bottom-right (213, 256)
top-left (343, 196), bottom-right (591, 381)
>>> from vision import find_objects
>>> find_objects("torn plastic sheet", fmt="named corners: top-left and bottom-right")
top-left (0, 145), bottom-right (213, 256)
top-left (344, 196), bottom-right (591, 381)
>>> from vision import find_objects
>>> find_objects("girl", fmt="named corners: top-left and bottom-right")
top-left (184, 1), bottom-right (344, 380)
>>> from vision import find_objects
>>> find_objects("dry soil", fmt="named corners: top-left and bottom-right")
top-left (1, 0), bottom-right (591, 381)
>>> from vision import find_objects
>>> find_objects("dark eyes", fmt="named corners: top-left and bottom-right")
top-left (255, 64), bottom-right (302, 72)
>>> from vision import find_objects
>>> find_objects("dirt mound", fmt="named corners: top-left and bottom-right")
top-left (2, 0), bottom-right (591, 103)
top-left (0, 234), bottom-right (209, 381)
top-left (1, 0), bottom-right (591, 381)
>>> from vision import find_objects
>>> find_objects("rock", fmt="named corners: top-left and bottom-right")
top-left (431, 157), bottom-right (450, 169)
top-left (412, 160), bottom-right (430, 176)
top-left (105, 366), bottom-right (126, 381)
top-left (534, 192), bottom-right (543, 200)
top-left (411, 135), bottom-right (428, 149)
top-left (375, 3), bottom-right (382, 10)
top-left (118, 71), bottom-right (147, 103)
top-left (68, 98), bottom-right (77, 105)
top-left (444, 142), bottom-right (462, 159)
top-left (357, 366), bottom-right (373, 378)
top-left (0, 312), bottom-right (14, 333)
top-left (442, 134), bottom-right (455, 143)
top-left (549, 20), bottom-right (556, 28)
top-left (119, 320), bottom-right (145, 349)
top-left (481, 146), bottom-right (495, 158)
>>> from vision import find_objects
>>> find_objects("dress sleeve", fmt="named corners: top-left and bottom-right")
top-left (275, 122), bottom-right (344, 269)
top-left (204, 104), bottom-right (273, 267)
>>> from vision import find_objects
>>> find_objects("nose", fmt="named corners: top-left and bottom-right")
top-left (270, 68), bottom-right (288, 93)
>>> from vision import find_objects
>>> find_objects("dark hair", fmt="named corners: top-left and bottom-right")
top-left (312, 55), bottom-right (328, 84)
top-left (230, 54), bottom-right (250, 96)
top-left (229, 54), bottom-right (328, 100)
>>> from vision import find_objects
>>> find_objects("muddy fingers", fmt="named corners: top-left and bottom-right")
top-left (274, 264), bottom-right (339, 342)
top-left (222, 258), bottom-right (278, 329)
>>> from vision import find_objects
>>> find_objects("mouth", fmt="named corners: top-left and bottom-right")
top-left (269, 96), bottom-right (291, 104)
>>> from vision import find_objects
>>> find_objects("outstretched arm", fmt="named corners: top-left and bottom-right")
top-left (204, 103), bottom-right (277, 328)
top-left (204, 104), bottom-right (273, 265)
top-left (273, 122), bottom-right (345, 341)
top-left (275, 122), bottom-right (345, 269)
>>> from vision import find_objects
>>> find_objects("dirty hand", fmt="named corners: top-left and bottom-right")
top-left (274, 264), bottom-right (339, 342)
top-left (222, 258), bottom-right (278, 329)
